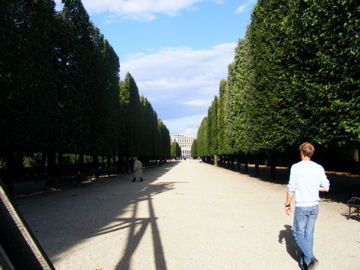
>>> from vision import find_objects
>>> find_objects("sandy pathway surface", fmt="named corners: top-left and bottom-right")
top-left (16, 160), bottom-right (360, 270)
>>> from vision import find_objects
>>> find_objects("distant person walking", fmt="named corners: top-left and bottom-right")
top-left (284, 142), bottom-right (330, 270)
top-left (132, 156), bottom-right (143, 182)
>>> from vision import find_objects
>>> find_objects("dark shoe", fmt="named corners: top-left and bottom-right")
top-left (299, 263), bottom-right (307, 270)
top-left (299, 261), bottom-right (307, 270)
top-left (298, 252), bottom-right (307, 270)
top-left (307, 258), bottom-right (319, 270)
top-left (132, 178), bottom-right (136, 182)
top-left (140, 178), bottom-right (143, 182)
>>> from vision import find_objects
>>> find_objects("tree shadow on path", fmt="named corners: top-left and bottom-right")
top-left (115, 191), bottom-right (167, 270)
top-left (15, 161), bottom-right (181, 269)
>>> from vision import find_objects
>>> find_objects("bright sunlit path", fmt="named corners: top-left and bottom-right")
top-left (16, 160), bottom-right (360, 270)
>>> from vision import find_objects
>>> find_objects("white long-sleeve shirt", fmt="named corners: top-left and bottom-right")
top-left (287, 160), bottom-right (330, 207)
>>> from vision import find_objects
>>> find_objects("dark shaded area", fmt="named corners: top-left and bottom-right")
top-left (216, 162), bottom-right (360, 205)
top-left (344, 197), bottom-right (360, 221)
top-left (0, 179), bottom-right (55, 269)
top-left (0, 156), bottom-right (168, 199)
top-left (278, 225), bottom-right (301, 263)
top-left (15, 161), bottom-right (180, 269)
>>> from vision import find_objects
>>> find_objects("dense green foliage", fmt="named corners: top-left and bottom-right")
top-left (171, 141), bottom-right (181, 158)
top-left (194, 0), bottom-right (359, 170)
top-left (119, 73), bottom-right (170, 159)
top-left (0, 0), bottom-right (170, 173)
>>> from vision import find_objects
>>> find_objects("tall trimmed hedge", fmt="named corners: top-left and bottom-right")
top-left (194, 0), bottom-right (359, 170)
top-left (0, 0), bottom-right (170, 173)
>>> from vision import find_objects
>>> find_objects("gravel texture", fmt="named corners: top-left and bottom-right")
top-left (16, 160), bottom-right (360, 270)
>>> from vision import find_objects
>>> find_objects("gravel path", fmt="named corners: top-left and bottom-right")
top-left (16, 160), bottom-right (360, 270)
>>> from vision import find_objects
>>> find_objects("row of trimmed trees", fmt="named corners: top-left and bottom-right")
top-left (170, 142), bottom-right (182, 159)
top-left (119, 73), bottom-right (170, 161)
top-left (192, 0), bottom-right (359, 173)
top-left (0, 0), bottom-right (170, 185)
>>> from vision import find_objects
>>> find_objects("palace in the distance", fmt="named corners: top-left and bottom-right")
top-left (170, 135), bottom-right (195, 158)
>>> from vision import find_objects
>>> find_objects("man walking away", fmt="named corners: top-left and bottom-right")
top-left (284, 142), bottom-right (330, 270)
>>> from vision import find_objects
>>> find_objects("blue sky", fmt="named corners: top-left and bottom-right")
top-left (55, 0), bottom-right (257, 137)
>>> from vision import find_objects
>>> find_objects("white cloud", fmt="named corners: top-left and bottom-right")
top-left (235, 4), bottom-right (247, 14)
top-left (183, 99), bottom-right (211, 107)
top-left (235, 0), bottom-right (256, 14)
top-left (122, 43), bottom-right (235, 96)
top-left (74, 0), bottom-right (203, 21)
top-left (164, 114), bottom-right (205, 138)
top-left (183, 127), bottom-right (198, 138)
top-left (121, 43), bottom-right (235, 136)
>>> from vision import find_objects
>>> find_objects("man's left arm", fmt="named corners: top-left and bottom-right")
top-left (319, 168), bottom-right (330, 192)
top-left (285, 166), bottom-right (296, 215)
top-left (284, 192), bottom-right (294, 215)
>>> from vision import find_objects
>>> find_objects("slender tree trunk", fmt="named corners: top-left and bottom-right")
top-left (76, 154), bottom-right (84, 184)
top-left (41, 152), bottom-right (46, 167)
top-left (102, 156), bottom-right (106, 170)
top-left (107, 156), bottom-right (111, 178)
top-left (47, 151), bottom-right (57, 188)
top-left (231, 156), bottom-right (235, 169)
top-left (214, 155), bottom-right (219, 167)
top-left (255, 162), bottom-right (259, 176)
top-left (47, 152), bottom-right (56, 176)
top-left (3, 151), bottom-right (22, 197)
top-left (78, 154), bottom-right (84, 166)
top-left (117, 154), bottom-right (121, 173)
top-left (58, 152), bottom-right (63, 174)
top-left (271, 164), bottom-right (276, 180)
top-left (270, 154), bottom-right (276, 180)
top-left (93, 155), bottom-right (99, 178)
top-left (357, 148), bottom-right (360, 174)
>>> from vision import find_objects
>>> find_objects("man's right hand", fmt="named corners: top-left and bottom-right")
top-left (285, 205), bottom-right (291, 215)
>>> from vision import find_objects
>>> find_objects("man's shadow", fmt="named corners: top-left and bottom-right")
top-left (278, 225), bottom-right (302, 263)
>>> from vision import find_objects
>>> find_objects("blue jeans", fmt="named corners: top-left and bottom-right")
top-left (293, 205), bottom-right (319, 268)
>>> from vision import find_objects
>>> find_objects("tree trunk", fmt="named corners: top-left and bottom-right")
top-left (78, 154), bottom-right (84, 166)
top-left (41, 152), bottom-right (47, 167)
top-left (357, 148), bottom-right (360, 174)
top-left (214, 155), bottom-right (219, 167)
top-left (47, 151), bottom-right (57, 188)
top-left (117, 154), bottom-right (121, 173)
top-left (3, 152), bottom-right (23, 197)
top-left (93, 155), bottom-right (99, 178)
top-left (231, 156), bottom-right (235, 169)
top-left (270, 155), bottom-right (276, 180)
top-left (107, 156), bottom-right (111, 178)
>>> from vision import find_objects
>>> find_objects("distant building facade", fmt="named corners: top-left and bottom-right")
top-left (171, 135), bottom-right (195, 158)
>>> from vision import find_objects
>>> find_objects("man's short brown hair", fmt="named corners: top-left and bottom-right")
top-left (299, 142), bottom-right (315, 158)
